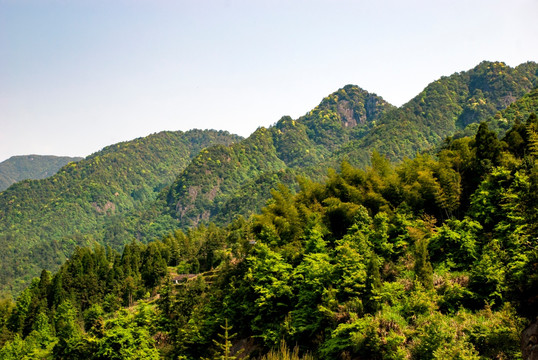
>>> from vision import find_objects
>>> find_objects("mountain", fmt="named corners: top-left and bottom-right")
top-left (2, 107), bottom-right (538, 359)
top-left (487, 82), bottom-right (538, 134)
top-left (0, 130), bottom-right (241, 295)
top-left (0, 155), bottom-right (82, 192)
top-left (164, 61), bottom-right (538, 228)
top-left (0, 61), bottom-right (537, 297)
top-left (163, 86), bottom-right (394, 229)
top-left (338, 61), bottom-right (538, 165)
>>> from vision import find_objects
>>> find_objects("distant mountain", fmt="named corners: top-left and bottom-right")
top-left (338, 61), bottom-right (538, 165)
top-left (164, 61), bottom-right (538, 228)
top-left (0, 155), bottom-right (82, 191)
top-left (0, 61), bottom-right (537, 297)
top-left (0, 130), bottom-right (241, 295)
top-left (164, 86), bottom-right (394, 228)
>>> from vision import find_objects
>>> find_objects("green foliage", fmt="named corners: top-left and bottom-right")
top-left (245, 243), bottom-right (294, 345)
top-left (205, 319), bottom-right (242, 360)
top-left (429, 218), bottom-right (481, 270)
top-left (1, 61), bottom-right (538, 359)
top-left (84, 304), bottom-right (104, 335)
top-left (96, 308), bottom-right (160, 360)
top-left (0, 130), bottom-right (241, 296)
top-left (0, 155), bottom-right (82, 192)
top-left (290, 252), bottom-right (334, 341)
top-left (260, 341), bottom-right (314, 360)
top-left (409, 222), bottom-right (434, 290)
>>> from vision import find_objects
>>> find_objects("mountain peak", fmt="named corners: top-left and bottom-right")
top-left (317, 85), bottom-right (393, 128)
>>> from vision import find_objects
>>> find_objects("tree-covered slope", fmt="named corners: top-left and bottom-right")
top-left (1, 111), bottom-right (537, 359)
top-left (0, 130), bottom-right (241, 295)
top-left (165, 62), bottom-right (538, 229)
top-left (338, 61), bottom-right (538, 165)
top-left (1, 61), bottom-right (536, 298)
top-left (487, 85), bottom-right (538, 134)
top-left (0, 155), bottom-right (82, 192)
top-left (164, 86), bottom-right (394, 228)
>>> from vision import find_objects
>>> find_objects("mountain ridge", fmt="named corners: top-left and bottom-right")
top-left (0, 129), bottom-right (242, 295)
top-left (337, 61), bottom-right (538, 165)
top-left (164, 61), bottom-right (538, 229)
top-left (0, 60), bottom-right (537, 296)
top-left (0, 155), bottom-right (83, 192)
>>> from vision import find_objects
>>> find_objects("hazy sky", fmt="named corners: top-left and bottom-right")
top-left (1, 0), bottom-right (537, 162)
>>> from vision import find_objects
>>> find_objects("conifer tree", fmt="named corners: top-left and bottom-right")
top-left (206, 319), bottom-right (243, 360)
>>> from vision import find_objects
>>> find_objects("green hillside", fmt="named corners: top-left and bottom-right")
top-left (164, 61), bottom-right (538, 229)
top-left (164, 86), bottom-right (393, 228)
top-left (0, 130), bottom-right (242, 295)
top-left (0, 61), bottom-right (537, 300)
top-left (162, 86), bottom-right (392, 226)
top-left (0, 155), bottom-right (82, 192)
top-left (1, 108), bottom-right (537, 359)
top-left (338, 61), bottom-right (538, 165)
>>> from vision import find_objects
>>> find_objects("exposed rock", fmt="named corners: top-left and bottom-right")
top-left (522, 318), bottom-right (538, 360)
top-left (207, 184), bottom-right (220, 202)
top-left (187, 185), bottom-right (200, 202)
top-left (337, 100), bottom-right (358, 127)
top-left (91, 201), bottom-right (116, 214)
top-left (501, 93), bottom-right (517, 107)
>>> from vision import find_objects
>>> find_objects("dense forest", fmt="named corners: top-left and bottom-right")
top-left (0, 130), bottom-right (242, 295)
top-left (0, 60), bottom-right (538, 358)
top-left (164, 61), bottom-right (538, 230)
top-left (0, 109), bottom-right (537, 359)
top-left (338, 61), bottom-right (538, 164)
top-left (0, 155), bottom-right (82, 192)
top-left (2, 62), bottom-right (536, 298)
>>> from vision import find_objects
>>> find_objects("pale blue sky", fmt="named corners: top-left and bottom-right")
top-left (1, 0), bottom-right (537, 162)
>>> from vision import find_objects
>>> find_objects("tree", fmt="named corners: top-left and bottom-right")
top-left (84, 304), bottom-right (105, 336)
top-left (141, 243), bottom-right (167, 290)
top-left (96, 310), bottom-right (159, 360)
top-left (365, 253), bottom-right (382, 313)
top-left (472, 122), bottom-right (503, 176)
top-left (409, 221), bottom-right (434, 290)
top-left (244, 243), bottom-right (293, 345)
top-left (205, 318), bottom-right (242, 360)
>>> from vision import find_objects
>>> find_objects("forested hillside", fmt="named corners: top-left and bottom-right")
top-left (165, 86), bottom-right (393, 228)
top-left (338, 61), bottom-right (538, 165)
top-left (1, 108), bottom-right (537, 359)
top-left (164, 61), bottom-right (538, 229)
top-left (0, 61), bottom-right (537, 301)
top-left (0, 155), bottom-right (82, 192)
top-left (0, 130), bottom-right (242, 295)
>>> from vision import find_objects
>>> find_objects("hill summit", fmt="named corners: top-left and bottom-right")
top-left (0, 61), bottom-right (537, 296)
top-left (0, 155), bottom-right (83, 192)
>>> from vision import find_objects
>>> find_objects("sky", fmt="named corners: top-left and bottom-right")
top-left (1, 0), bottom-right (537, 162)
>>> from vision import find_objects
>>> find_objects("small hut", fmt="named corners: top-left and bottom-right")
top-left (171, 274), bottom-right (197, 285)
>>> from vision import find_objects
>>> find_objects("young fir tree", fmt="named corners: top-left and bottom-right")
top-left (205, 318), bottom-right (244, 360)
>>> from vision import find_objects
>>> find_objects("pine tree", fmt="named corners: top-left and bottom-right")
top-left (473, 122), bottom-right (503, 173)
top-left (527, 128), bottom-right (538, 157)
top-left (206, 318), bottom-right (244, 360)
